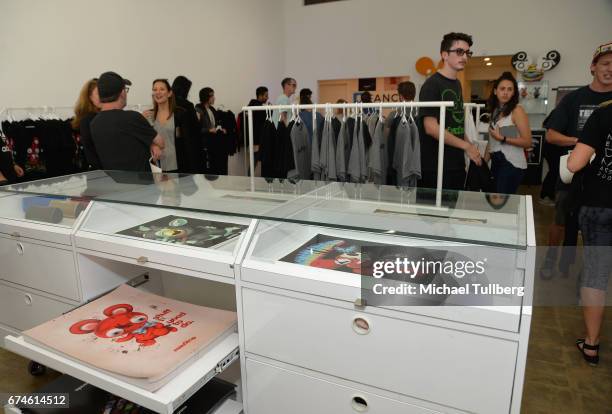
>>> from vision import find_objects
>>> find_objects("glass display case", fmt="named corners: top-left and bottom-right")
top-left (0, 171), bottom-right (535, 414)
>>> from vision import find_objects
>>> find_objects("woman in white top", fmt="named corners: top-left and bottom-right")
top-left (486, 72), bottom-right (532, 194)
top-left (144, 79), bottom-right (178, 172)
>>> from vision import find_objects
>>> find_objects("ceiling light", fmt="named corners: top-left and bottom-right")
top-left (486, 62), bottom-right (493, 66)
top-left (484, 57), bottom-right (491, 62)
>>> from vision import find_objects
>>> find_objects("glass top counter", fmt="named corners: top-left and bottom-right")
top-left (1, 171), bottom-right (529, 249)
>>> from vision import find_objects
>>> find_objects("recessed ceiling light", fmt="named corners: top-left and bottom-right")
top-left (484, 57), bottom-right (491, 62)
top-left (486, 62), bottom-right (493, 66)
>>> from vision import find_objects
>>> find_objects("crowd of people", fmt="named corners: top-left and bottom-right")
top-left (1, 32), bottom-right (611, 367)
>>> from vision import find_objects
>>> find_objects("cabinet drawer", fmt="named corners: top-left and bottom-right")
top-left (243, 289), bottom-right (517, 414)
top-left (246, 359), bottom-right (438, 414)
top-left (0, 236), bottom-right (79, 300)
top-left (0, 283), bottom-right (74, 331)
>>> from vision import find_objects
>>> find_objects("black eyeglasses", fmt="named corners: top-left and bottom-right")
top-left (447, 48), bottom-right (473, 58)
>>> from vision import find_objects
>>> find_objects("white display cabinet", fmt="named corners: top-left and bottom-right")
top-left (238, 182), bottom-right (534, 414)
top-left (0, 172), bottom-right (535, 414)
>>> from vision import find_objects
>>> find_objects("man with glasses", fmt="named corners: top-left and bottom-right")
top-left (273, 77), bottom-right (297, 127)
top-left (419, 32), bottom-right (481, 191)
top-left (91, 71), bottom-right (165, 172)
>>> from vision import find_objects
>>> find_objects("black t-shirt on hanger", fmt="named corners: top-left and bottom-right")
top-left (90, 110), bottom-right (157, 172)
top-left (418, 72), bottom-right (465, 172)
top-left (0, 134), bottom-right (17, 182)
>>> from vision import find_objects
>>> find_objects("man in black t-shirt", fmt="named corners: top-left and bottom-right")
top-left (418, 32), bottom-right (481, 191)
top-left (90, 71), bottom-right (164, 172)
top-left (567, 99), bottom-right (612, 366)
top-left (541, 42), bottom-right (612, 278)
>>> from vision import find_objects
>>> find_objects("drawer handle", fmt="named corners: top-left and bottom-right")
top-left (351, 395), bottom-right (369, 412)
top-left (12, 231), bottom-right (21, 238)
top-left (136, 256), bottom-right (148, 265)
top-left (352, 317), bottom-right (371, 335)
top-left (16, 242), bottom-right (25, 255)
top-left (354, 298), bottom-right (367, 308)
top-left (24, 293), bottom-right (33, 306)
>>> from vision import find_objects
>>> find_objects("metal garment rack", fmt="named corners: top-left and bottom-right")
top-left (0, 104), bottom-right (150, 122)
top-left (241, 101), bottom-right (454, 207)
top-left (464, 102), bottom-right (485, 132)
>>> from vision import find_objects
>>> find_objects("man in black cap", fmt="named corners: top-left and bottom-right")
top-left (90, 71), bottom-right (165, 172)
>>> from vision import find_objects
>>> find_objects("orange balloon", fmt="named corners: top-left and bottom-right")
top-left (416, 57), bottom-right (435, 76)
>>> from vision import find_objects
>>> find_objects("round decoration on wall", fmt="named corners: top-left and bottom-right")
top-left (415, 57), bottom-right (436, 76)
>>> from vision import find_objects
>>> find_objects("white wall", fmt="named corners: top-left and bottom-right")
top-left (0, 0), bottom-right (285, 114)
top-left (2, 0), bottom-right (611, 118)
top-left (282, 0), bottom-right (612, 116)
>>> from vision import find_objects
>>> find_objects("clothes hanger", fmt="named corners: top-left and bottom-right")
top-left (295, 106), bottom-right (300, 125)
top-left (409, 105), bottom-right (415, 124)
top-left (379, 103), bottom-right (383, 123)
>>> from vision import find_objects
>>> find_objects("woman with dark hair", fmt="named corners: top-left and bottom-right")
top-left (486, 72), bottom-right (532, 194)
top-left (73, 78), bottom-right (101, 169)
top-left (170, 75), bottom-right (203, 173)
top-left (144, 79), bottom-right (178, 172)
top-left (197, 87), bottom-right (227, 174)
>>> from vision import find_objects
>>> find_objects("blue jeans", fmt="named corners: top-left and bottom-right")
top-left (491, 152), bottom-right (525, 194)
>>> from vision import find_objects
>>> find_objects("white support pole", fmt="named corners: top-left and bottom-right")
top-left (247, 108), bottom-right (255, 191)
top-left (313, 104), bottom-right (317, 151)
top-left (436, 106), bottom-right (446, 207)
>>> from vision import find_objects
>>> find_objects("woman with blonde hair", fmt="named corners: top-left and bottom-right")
top-left (72, 78), bottom-right (101, 169)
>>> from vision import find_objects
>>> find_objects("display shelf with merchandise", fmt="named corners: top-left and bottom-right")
top-left (5, 334), bottom-right (239, 414)
top-left (0, 171), bottom-right (535, 414)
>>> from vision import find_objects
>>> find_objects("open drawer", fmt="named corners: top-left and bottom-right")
top-left (5, 333), bottom-right (239, 414)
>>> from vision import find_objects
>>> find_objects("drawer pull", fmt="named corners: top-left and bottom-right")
top-left (136, 256), bottom-right (148, 265)
top-left (16, 242), bottom-right (25, 255)
top-left (351, 395), bottom-right (369, 412)
top-left (354, 298), bottom-right (367, 308)
top-left (24, 293), bottom-right (33, 306)
top-left (352, 317), bottom-right (370, 335)
top-left (11, 231), bottom-right (21, 238)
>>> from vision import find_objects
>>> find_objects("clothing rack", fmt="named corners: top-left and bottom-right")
top-left (0, 106), bottom-right (75, 123)
top-left (242, 101), bottom-right (453, 206)
top-left (464, 103), bottom-right (485, 132)
top-left (0, 104), bottom-right (150, 122)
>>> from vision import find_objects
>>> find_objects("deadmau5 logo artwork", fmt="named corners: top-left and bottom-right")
top-left (117, 215), bottom-right (247, 249)
top-left (441, 88), bottom-right (464, 125)
top-left (512, 50), bottom-right (561, 82)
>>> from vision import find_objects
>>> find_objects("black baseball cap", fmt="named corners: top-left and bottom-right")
top-left (97, 71), bottom-right (132, 102)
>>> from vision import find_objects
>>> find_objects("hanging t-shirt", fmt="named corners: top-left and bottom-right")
top-left (90, 110), bottom-right (157, 172)
top-left (0, 133), bottom-right (17, 182)
top-left (578, 103), bottom-right (612, 208)
top-left (418, 72), bottom-right (466, 172)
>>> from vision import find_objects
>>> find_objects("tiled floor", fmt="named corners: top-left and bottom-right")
top-left (1, 186), bottom-right (611, 413)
